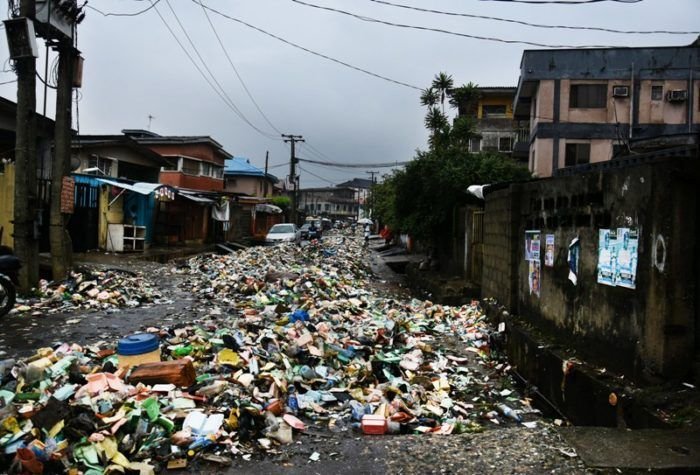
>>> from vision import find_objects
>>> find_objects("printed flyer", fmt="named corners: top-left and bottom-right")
top-left (529, 260), bottom-right (541, 298)
top-left (525, 230), bottom-right (541, 262)
top-left (596, 227), bottom-right (639, 289)
top-left (544, 234), bottom-right (555, 267)
top-left (615, 228), bottom-right (638, 289)
top-left (597, 228), bottom-right (617, 286)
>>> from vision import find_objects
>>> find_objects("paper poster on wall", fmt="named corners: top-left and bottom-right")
top-left (615, 228), bottom-right (638, 289)
top-left (525, 230), bottom-right (541, 261)
top-left (597, 228), bottom-right (617, 286)
top-left (567, 236), bottom-right (580, 285)
top-left (528, 260), bottom-right (541, 298)
top-left (544, 234), bottom-right (555, 267)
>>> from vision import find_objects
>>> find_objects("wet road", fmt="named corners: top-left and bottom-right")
top-left (0, 241), bottom-right (595, 474)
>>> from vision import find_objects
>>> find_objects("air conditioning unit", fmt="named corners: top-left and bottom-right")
top-left (667, 90), bottom-right (688, 102)
top-left (612, 86), bottom-right (629, 98)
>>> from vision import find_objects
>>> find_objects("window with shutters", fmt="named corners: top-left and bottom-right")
top-left (570, 84), bottom-right (607, 108)
top-left (565, 143), bottom-right (591, 167)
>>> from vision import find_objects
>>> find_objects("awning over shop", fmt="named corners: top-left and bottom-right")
top-left (179, 190), bottom-right (216, 204)
top-left (95, 178), bottom-right (164, 195)
top-left (255, 203), bottom-right (282, 214)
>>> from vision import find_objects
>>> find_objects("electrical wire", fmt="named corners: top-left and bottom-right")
top-left (301, 158), bottom-right (373, 176)
top-left (0, 78), bottom-right (17, 85)
top-left (86, 0), bottom-right (162, 17)
top-left (297, 156), bottom-right (411, 168)
top-left (367, 0), bottom-right (698, 35)
top-left (150, 1), bottom-right (279, 140)
top-left (298, 164), bottom-right (338, 186)
top-left (291, 0), bottom-right (622, 48)
top-left (164, 0), bottom-right (279, 140)
top-left (479, 0), bottom-right (642, 3)
top-left (194, 1), bottom-right (421, 90)
top-left (196, 0), bottom-right (283, 135)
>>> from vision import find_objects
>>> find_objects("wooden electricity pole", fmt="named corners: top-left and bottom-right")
top-left (282, 134), bottom-right (304, 224)
top-left (49, 40), bottom-right (75, 279)
top-left (14, 0), bottom-right (39, 291)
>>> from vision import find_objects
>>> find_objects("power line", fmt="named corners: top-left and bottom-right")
top-left (152, 0), bottom-right (278, 140)
top-left (164, 0), bottom-right (278, 139)
top-left (194, 1), bottom-right (421, 90)
top-left (298, 164), bottom-right (337, 186)
top-left (86, 0), bottom-right (162, 17)
top-left (195, 0), bottom-right (283, 134)
top-left (0, 79), bottom-right (17, 85)
top-left (368, 0), bottom-right (698, 35)
top-left (291, 0), bottom-right (622, 48)
top-left (297, 156), bottom-right (411, 168)
top-left (478, 0), bottom-right (642, 3)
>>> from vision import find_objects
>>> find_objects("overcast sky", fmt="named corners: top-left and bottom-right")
top-left (1, 0), bottom-right (698, 187)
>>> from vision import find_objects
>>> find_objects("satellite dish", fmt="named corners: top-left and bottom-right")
top-left (70, 156), bottom-right (81, 171)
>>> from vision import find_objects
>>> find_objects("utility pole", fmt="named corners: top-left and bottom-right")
top-left (282, 134), bottom-right (303, 224)
top-left (366, 171), bottom-right (378, 222)
top-left (14, 0), bottom-right (39, 291)
top-left (49, 39), bottom-right (75, 280)
top-left (264, 150), bottom-right (269, 197)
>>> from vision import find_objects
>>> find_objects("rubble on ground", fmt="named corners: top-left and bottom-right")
top-left (0, 234), bottom-right (544, 473)
top-left (12, 268), bottom-right (167, 316)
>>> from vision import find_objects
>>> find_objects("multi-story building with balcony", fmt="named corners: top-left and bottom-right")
top-left (455, 86), bottom-right (530, 161)
top-left (513, 40), bottom-right (700, 177)
top-left (123, 129), bottom-right (230, 191)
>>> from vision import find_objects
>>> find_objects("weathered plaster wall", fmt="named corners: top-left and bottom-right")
top-left (483, 157), bottom-right (698, 381)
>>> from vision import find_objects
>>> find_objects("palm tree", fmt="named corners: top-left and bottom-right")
top-left (425, 106), bottom-right (449, 150)
top-left (449, 82), bottom-right (481, 116)
top-left (431, 72), bottom-right (454, 113)
top-left (420, 88), bottom-right (438, 108)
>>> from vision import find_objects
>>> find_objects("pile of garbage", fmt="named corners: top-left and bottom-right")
top-left (0, 236), bottom-right (539, 473)
top-left (13, 268), bottom-right (167, 316)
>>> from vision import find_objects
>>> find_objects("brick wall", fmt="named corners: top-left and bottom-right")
top-left (482, 187), bottom-right (520, 309)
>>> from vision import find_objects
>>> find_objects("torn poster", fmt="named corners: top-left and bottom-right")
top-left (567, 237), bottom-right (580, 286)
top-left (529, 260), bottom-right (541, 298)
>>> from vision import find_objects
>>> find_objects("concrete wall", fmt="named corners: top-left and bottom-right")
top-left (482, 187), bottom-right (521, 310)
top-left (482, 156), bottom-right (698, 382)
top-left (224, 176), bottom-right (267, 197)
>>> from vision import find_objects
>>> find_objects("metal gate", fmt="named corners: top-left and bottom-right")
top-left (67, 182), bottom-right (99, 251)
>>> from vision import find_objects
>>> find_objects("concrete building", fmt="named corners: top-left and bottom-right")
top-left (513, 40), bottom-right (700, 177)
top-left (299, 186), bottom-right (359, 221)
top-left (458, 87), bottom-right (529, 160)
top-left (123, 129), bottom-right (230, 192)
top-left (223, 157), bottom-right (278, 198)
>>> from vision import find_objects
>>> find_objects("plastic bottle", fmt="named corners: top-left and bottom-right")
top-left (496, 404), bottom-right (523, 422)
top-left (173, 346), bottom-right (193, 357)
top-left (287, 387), bottom-right (299, 414)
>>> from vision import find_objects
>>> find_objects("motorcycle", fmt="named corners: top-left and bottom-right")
top-left (0, 246), bottom-right (20, 317)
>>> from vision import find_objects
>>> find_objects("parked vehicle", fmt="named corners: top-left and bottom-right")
top-left (265, 223), bottom-right (301, 245)
top-left (0, 246), bottom-right (20, 317)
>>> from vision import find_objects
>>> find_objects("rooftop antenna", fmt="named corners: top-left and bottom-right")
top-left (147, 114), bottom-right (156, 131)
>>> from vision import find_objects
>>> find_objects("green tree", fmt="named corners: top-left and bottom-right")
top-left (372, 73), bottom-right (531, 251)
top-left (420, 88), bottom-right (438, 108)
top-left (431, 72), bottom-right (454, 113)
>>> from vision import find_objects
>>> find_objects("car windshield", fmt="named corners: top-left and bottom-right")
top-left (269, 224), bottom-right (294, 234)
top-left (301, 224), bottom-right (310, 230)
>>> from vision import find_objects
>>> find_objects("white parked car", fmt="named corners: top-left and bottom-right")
top-left (265, 223), bottom-right (301, 245)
